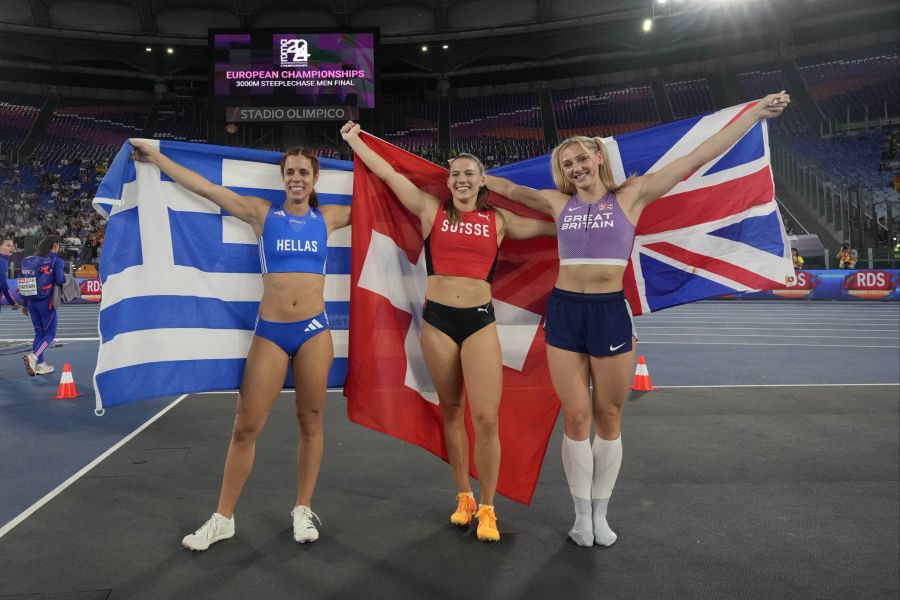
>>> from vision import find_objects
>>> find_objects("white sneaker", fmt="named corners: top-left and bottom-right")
top-left (182, 513), bottom-right (235, 551)
top-left (34, 363), bottom-right (55, 375)
top-left (291, 505), bottom-right (321, 543)
top-left (23, 353), bottom-right (37, 376)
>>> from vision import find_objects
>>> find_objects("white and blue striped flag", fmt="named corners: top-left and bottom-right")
top-left (92, 139), bottom-right (352, 411)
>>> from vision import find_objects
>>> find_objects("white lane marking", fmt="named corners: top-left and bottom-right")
top-left (2, 337), bottom-right (101, 342)
top-left (638, 341), bottom-right (900, 348)
top-left (639, 333), bottom-right (900, 339)
top-left (636, 319), bottom-right (899, 325)
top-left (0, 393), bottom-right (190, 540)
top-left (636, 327), bottom-right (897, 332)
top-left (655, 383), bottom-right (900, 389)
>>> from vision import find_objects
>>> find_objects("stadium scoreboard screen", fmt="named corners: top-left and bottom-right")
top-left (209, 29), bottom-right (378, 122)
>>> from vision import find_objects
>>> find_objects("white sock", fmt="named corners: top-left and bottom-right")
top-left (561, 435), bottom-right (594, 547)
top-left (591, 435), bottom-right (622, 546)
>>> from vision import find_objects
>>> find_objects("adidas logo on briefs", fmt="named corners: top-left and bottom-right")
top-left (303, 318), bottom-right (325, 333)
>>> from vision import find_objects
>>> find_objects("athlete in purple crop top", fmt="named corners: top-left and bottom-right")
top-left (130, 139), bottom-right (350, 551)
top-left (487, 92), bottom-right (790, 548)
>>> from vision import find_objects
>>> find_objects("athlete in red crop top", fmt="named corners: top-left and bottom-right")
top-left (486, 92), bottom-right (791, 548)
top-left (342, 121), bottom-right (555, 542)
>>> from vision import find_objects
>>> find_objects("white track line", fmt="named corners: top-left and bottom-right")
top-left (0, 393), bottom-right (189, 540)
top-left (636, 327), bottom-right (896, 332)
top-left (1, 338), bottom-right (100, 342)
top-left (636, 319), bottom-right (899, 325)
top-left (638, 341), bottom-right (900, 348)
top-left (656, 383), bottom-right (900, 389)
top-left (639, 333), bottom-right (899, 339)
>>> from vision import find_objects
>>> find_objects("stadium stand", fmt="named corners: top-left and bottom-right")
top-left (664, 77), bottom-right (716, 119)
top-left (798, 43), bottom-right (900, 122)
top-left (552, 82), bottom-right (659, 139)
top-left (31, 97), bottom-right (151, 164)
top-left (383, 101), bottom-right (440, 160)
top-left (450, 92), bottom-right (545, 167)
top-left (0, 92), bottom-right (44, 157)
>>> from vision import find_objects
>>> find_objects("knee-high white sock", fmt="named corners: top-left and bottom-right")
top-left (591, 435), bottom-right (622, 546)
top-left (561, 435), bottom-right (594, 547)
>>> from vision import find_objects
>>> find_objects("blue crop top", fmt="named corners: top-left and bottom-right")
top-left (258, 205), bottom-right (328, 275)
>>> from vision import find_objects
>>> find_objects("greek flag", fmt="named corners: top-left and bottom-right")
top-left (92, 140), bottom-right (352, 411)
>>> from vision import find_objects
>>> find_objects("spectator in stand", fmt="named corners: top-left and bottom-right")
top-left (0, 238), bottom-right (20, 312)
top-left (82, 232), bottom-right (102, 266)
top-left (791, 248), bottom-right (804, 270)
top-left (837, 241), bottom-right (858, 269)
top-left (878, 216), bottom-right (889, 245)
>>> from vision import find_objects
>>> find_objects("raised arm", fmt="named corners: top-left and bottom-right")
top-left (319, 204), bottom-right (351, 234)
top-left (496, 207), bottom-right (557, 241)
top-left (484, 174), bottom-right (562, 217)
top-left (129, 139), bottom-right (269, 234)
top-left (631, 92), bottom-right (791, 211)
top-left (339, 121), bottom-right (438, 220)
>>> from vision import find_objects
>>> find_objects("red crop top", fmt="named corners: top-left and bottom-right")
top-left (424, 205), bottom-right (499, 282)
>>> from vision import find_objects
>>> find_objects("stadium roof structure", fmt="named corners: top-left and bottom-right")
top-left (0, 0), bottom-right (897, 86)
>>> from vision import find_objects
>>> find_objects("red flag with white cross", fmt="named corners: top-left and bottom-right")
top-left (344, 133), bottom-right (560, 504)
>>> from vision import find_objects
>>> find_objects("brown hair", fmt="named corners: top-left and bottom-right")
top-left (280, 147), bottom-right (320, 208)
top-left (445, 153), bottom-right (491, 225)
top-left (550, 136), bottom-right (624, 196)
top-left (37, 235), bottom-right (60, 257)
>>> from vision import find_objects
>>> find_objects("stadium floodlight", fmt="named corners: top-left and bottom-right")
top-left (421, 45), bottom-right (428, 52)
top-left (657, 0), bottom-right (668, 4)
top-left (145, 47), bottom-right (152, 52)
top-left (442, 44), bottom-right (449, 50)
top-left (166, 47), bottom-right (174, 54)
top-left (642, 18), bottom-right (653, 32)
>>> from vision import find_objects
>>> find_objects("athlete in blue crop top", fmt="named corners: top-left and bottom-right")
top-left (487, 92), bottom-right (791, 548)
top-left (130, 139), bottom-right (351, 551)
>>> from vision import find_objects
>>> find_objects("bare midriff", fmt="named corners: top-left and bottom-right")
top-left (555, 264), bottom-right (626, 294)
top-left (426, 274), bottom-right (492, 307)
top-left (258, 272), bottom-right (326, 321)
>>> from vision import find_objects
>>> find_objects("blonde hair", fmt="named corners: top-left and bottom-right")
top-left (550, 136), bottom-right (624, 196)
top-left (445, 153), bottom-right (491, 225)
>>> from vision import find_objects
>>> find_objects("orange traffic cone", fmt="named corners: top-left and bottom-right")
top-left (630, 355), bottom-right (655, 391)
top-left (54, 363), bottom-right (80, 399)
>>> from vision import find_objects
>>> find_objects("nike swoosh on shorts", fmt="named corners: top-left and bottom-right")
top-left (609, 342), bottom-right (626, 352)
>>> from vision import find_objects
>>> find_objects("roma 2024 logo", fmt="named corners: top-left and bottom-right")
top-left (280, 39), bottom-right (310, 67)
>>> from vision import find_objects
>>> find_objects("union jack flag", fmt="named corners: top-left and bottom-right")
top-left (489, 102), bottom-right (794, 315)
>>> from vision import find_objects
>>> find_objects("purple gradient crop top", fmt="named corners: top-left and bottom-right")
top-left (557, 192), bottom-right (636, 266)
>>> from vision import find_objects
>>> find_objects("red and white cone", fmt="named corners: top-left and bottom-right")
top-left (630, 355), bottom-right (655, 392)
top-left (54, 363), bottom-right (80, 399)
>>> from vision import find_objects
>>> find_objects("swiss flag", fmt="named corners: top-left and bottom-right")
top-left (344, 133), bottom-right (560, 504)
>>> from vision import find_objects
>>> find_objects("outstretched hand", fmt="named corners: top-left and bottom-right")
top-left (129, 138), bottom-right (154, 163)
top-left (756, 91), bottom-right (791, 119)
top-left (340, 121), bottom-right (361, 142)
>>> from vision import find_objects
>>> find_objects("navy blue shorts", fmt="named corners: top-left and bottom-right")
top-left (544, 288), bottom-right (635, 357)
top-left (254, 312), bottom-right (329, 357)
